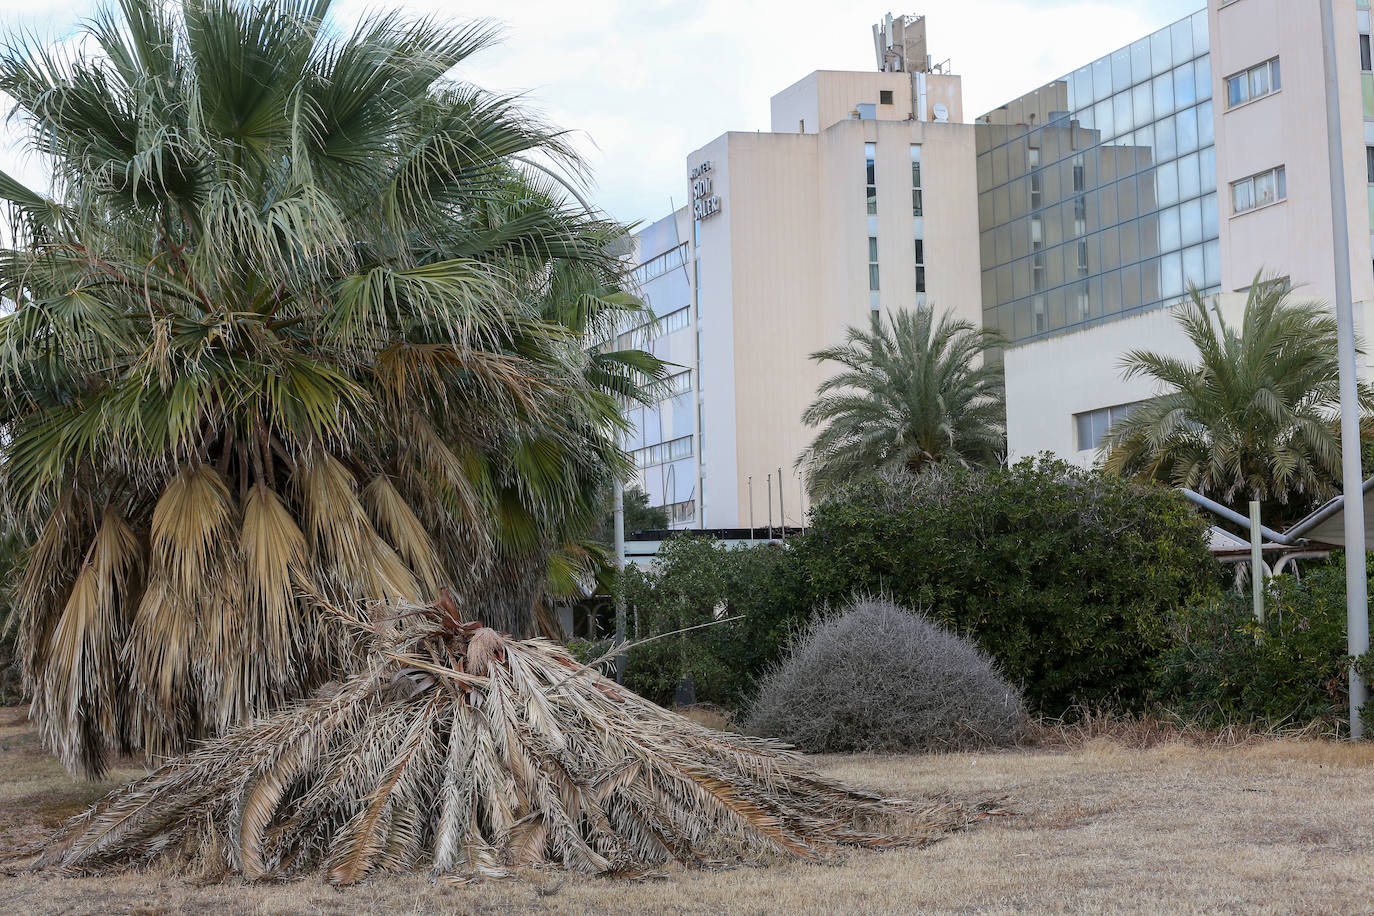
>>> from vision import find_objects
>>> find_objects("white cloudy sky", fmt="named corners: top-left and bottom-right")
top-left (1, 0), bottom-right (1205, 225)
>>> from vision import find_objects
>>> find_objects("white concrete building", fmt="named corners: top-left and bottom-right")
top-left (621, 4), bottom-right (1374, 527)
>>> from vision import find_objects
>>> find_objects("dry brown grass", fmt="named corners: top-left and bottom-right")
top-left (3, 706), bottom-right (1373, 914)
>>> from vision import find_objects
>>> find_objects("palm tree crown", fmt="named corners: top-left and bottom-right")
top-left (799, 306), bottom-right (1005, 496)
top-left (1102, 281), bottom-right (1372, 513)
top-left (0, 0), bottom-right (660, 775)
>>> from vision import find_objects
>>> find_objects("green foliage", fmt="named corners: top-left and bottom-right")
top-left (1156, 556), bottom-right (1373, 733)
top-left (588, 485), bottom-right (669, 547)
top-left (0, 0), bottom-right (664, 775)
top-left (787, 459), bottom-right (1219, 714)
top-left (1104, 279), bottom-right (1374, 525)
top-left (0, 526), bottom-right (24, 705)
top-left (799, 306), bottom-right (1005, 497)
top-left (618, 537), bottom-right (801, 709)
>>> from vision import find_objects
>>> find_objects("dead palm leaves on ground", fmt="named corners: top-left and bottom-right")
top-left (37, 598), bottom-right (982, 884)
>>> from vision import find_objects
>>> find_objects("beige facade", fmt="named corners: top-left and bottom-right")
top-left (683, 74), bottom-right (981, 528)
top-left (626, 4), bottom-right (1374, 524)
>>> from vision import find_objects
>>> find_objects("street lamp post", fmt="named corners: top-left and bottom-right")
top-left (1319, 0), bottom-right (1370, 739)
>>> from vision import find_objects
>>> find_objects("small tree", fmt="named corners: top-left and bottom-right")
top-left (1104, 280), bottom-right (1374, 523)
top-left (799, 306), bottom-right (1005, 498)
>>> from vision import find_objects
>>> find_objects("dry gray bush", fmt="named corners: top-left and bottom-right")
top-left (744, 598), bottom-right (1027, 753)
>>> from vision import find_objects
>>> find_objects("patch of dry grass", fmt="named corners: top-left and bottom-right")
top-left (2, 706), bottom-right (1373, 914)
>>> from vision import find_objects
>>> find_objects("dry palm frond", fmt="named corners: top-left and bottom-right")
top-left (38, 598), bottom-right (986, 884)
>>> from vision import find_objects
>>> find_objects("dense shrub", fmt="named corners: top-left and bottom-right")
top-left (787, 459), bottom-right (1218, 714)
top-left (618, 536), bottom-right (802, 708)
top-left (1155, 555), bottom-right (1374, 733)
top-left (744, 598), bottom-right (1026, 752)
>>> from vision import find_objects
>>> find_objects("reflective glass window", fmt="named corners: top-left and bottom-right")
top-left (1198, 100), bottom-right (1214, 148)
top-left (1112, 48), bottom-right (1132, 90)
top-left (1160, 206), bottom-right (1182, 251)
top-left (1195, 55), bottom-right (1212, 101)
top-left (1180, 198), bottom-right (1203, 246)
top-left (1204, 239), bottom-right (1221, 286)
top-left (1182, 244), bottom-right (1205, 289)
top-left (1113, 91), bottom-right (1134, 136)
top-left (1171, 18), bottom-right (1194, 65)
top-left (1178, 151), bottom-right (1201, 201)
top-left (1161, 251), bottom-right (1183, 298)
top-left (1131, 38), bottom-right (1151, 83)
top-left (1140, 212), bottom-right (1161, 257)
top-left (1174, 63), bottom-right (1196, 108)
top-left (1176, 107), bottom-right (1198, 154)
top-left (1133, 81), bottom-right (1154, 124)
top-left (1202, 192), bottom-right (1219, 239)
top-left (1151, 29), bottom-right (1173, 77)
top-left (1153, 73), bottom-right (1175, 117)
top-left (1093, 56), bottom-right (1113, 100)
top-left (1200, 145), bottom-right (1217, 192)
top-left (1156, 115), bottom-right (1177, 161)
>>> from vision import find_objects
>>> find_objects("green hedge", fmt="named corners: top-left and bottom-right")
top-left (617, 537), bottom-right (801, 709)
top-left (787, 459), bottom-right (1219, 714)
top-left (613, 458), bottom-right (1218, 716)
top-left (1155, 555), bottom-right (1374, 733)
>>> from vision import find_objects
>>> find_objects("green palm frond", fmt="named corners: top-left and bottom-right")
top-left (1103, 277), bottom-right (1373, 515)
top-left (800, 306), bottom-right (1005, 496)
top-left (0, 0), bottom-right (661, 776)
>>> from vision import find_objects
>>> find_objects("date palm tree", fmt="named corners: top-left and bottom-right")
top-left (1102, 281), bottom-right (1373, 517)
top-left (0, 0), bottom-right (660, 775)
top-left (799, 306), bottom-right (1005, 496)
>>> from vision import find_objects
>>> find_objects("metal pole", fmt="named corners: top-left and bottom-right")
top-left (748, 476), bottom-right (754, 541)
top-left (1250, 500), bottom-right (1264, 624)
top-left (766, 473), bottom-right (773, 537)
top-left (613, 478), bottom-right (626, 684)
top-left (777, 467), bottom-right (786, 541)
top-left (1319, 0), bottom-right (1369, 739)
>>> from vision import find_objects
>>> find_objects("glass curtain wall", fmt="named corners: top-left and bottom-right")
top-left (975, 10), bottom-right (1220, 345)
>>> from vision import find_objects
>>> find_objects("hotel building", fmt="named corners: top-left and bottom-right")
top-left (621, 2), bottom-right (1374, 529)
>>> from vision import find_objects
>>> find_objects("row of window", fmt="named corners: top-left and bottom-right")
top-left (632, 434), bottom-right (693, 470)
top-left (1225, 58), bottom-right (1280, 109)
top-left (985, 242), bottom-right (1220, 341)
top-left (612, 306), bottom-right (691, 351)
top-left (660, 369), bottom-right (691, 398)
top-left (631, 244), bottom-right (687, 286)
top-left (1230, 166), bottom-right (1285, 215)
top-left (665, 500), bottom-right (695, 525)
top-left (1074, 401), bottom-right (1148, 452)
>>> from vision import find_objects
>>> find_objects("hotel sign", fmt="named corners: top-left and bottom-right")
top-left (691, 161), bottom-right (721, 219)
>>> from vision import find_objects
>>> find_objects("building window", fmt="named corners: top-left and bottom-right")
top-left (1074, 401), bottom-right (1148, 451)
top-left (1367, 146), bottom-right (1374, 183)
top-left (1028, 146), bottom-right (1041, 210)
top-left (631, 243), bottom-right (688, 285)
top-left (632, 434), bottom-right (694, 469)
top-left (865, 142), bottom-right (877, 214)
top-left (661, 369), bottom-right (691, 398)
top-left (914, 239), bottom-right (925, 293)
top-left (1225, 58), bottom-right (1280, 108)
top-left (1361, 33), bottom-right (1372, 72)
top-left (909, 144), bottom-right (923, 216)
top-left (1231, 165), bottom-right (1286, 214)
top-left (868, 236), bottom-right (880, 292)
top-left (879, 89), bottom-right (894, 105)
top-left (659, 307), bottom-right (690, 335)
top-left (666, 500), bottom-right (695, 525)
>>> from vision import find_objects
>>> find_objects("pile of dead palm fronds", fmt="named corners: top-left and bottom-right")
top-left (36, 597), bottom-right (985, 883)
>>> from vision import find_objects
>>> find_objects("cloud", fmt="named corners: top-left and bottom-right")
top-left (0, 0), bottom-right (1206, 225)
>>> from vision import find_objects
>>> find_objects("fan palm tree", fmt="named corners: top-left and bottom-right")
top-left (0, 0), bottom-right (661, 776)
top-left (1102, 280), bottom-right (1373, 517)
top-left (798, 306), bottom-right (1005, 496)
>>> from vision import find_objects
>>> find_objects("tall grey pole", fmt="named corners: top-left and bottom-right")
top-left (777, 467), bottom-right (786, 541)
top-left (1319, 0), bottom-right (1369, 739)
top-left (766, 473), bottom-right (773, 537)
top-left (748, 476), bottom-right (754, 540)
top-left (613, 478), bottom-right (626, 683)
top-left (1249, 500), bottom-right (1264, 624)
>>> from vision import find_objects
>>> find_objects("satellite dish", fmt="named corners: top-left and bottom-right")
top-left (932, 103), bottom-right (949, 122)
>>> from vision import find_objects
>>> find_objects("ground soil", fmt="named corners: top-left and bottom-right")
top-left (1, 705), bottom-right (1372, 914)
